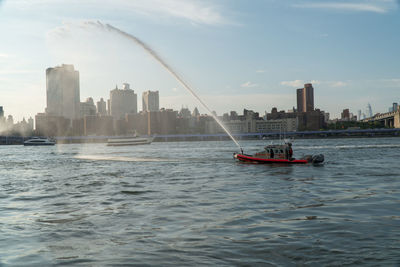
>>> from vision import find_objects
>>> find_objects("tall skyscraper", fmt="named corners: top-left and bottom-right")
top-left (110, 83), bottom-right (137, 119)
top-left (97, 98), bottom-right (107, 115)
top-left (296, 83), bottom-right (314, 113)
top-left (303, 83), bottom-right (314, 112)
top-left (142, 90), bottom-right (159, 112)
top-left (367, 103), bottom-right (373, 118)
top-left (393, 103), bottom-right (398, 112)
top-left (296, 89), bottom-right (303, 113)
top-left (46, 64), bottom-right (80, 120)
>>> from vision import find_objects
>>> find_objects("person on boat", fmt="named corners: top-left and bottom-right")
top-left (270, 148), bottom-right (274, 159)
top-left (288, 143), bottom-right (293, 160)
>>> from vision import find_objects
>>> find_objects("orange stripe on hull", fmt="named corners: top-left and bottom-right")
top-left (235, 154), bottom-right (308, 164)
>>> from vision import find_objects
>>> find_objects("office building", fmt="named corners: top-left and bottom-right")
top-left (46, 64), bottom-right (80, 120)
top-left (296, 89), bottom-right (304, 113)
top-left (142, 90), bottom-right (159, 112)
top-left (35, 113), bottom-right (70, 136)
top-left (80, 97), bottom-right (96, 118)
top-left (97, 98), bottom-right (107, 115)
top-left (84, 115), bottom-right (114, 136)
top-left (393, 103), bottom-right (398, 112)
top-left (296, 83), bottom-right (314, 113)
top-left (192, 107), bottom-right (200, 117)
top-left (341, 109), bottom-right (350, 120)
top-left (110, 83), bottom-right (137, 119)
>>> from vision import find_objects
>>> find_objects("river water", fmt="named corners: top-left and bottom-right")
top-left (1, 137), bottom-right (399, 266)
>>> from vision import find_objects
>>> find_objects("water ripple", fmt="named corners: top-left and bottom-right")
top-left (0, 138), bottom-right (399, 265)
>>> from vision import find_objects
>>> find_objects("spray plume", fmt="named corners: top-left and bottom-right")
top-left (84, 21), bottom-right (242, 150)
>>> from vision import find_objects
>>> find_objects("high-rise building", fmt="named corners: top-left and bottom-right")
top-left (80, 97), bottom-right (96, 117)
top-left (97, 98), bottom-right (107, 115)
top-left (142, 90), bottom-right (159, 112)
top-left (367, 103), bottom-right (373, 118)
top-left (192, 107), bottom-right (200, 117)
top-left (28, 117), bottom-right (34, 130)
top-left (341, 109), bottom-right (350, 120)
top-left (179, 107), bottom-right (192, 119)
top-left (303, 83), bottom-right (314, 112)
top-left (296, 83), bottom-right (314, 113)
top-left (393, 103), bottom-right (398, 112)
top-left (46, 64), bottom-right (80, 120)
top-left (110, 83), bottom-right (137, 119)
top-left (296, 89), bottom-right (304, 113)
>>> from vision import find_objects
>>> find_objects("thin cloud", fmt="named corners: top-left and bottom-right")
top-left (292, 1), bottom-right (398, 14)
top-left (330, 81), bottom-right (347, 87)
top-left (0, 70), bottom-right (41, 74)
top-left (280, 80), bottom-right (304, 88)
top-left (10, 0), bottom-right (230, 26)
top-left (116, 0), bottom-right (229, 25)
top-left (256, 69), bottom-right (267, 73)
top-left (378, 78), bottom-right (400, 87)
top-left (241, 81), bottom-right (259, 88)
top-left (280, 79), bottom-right (347, 88)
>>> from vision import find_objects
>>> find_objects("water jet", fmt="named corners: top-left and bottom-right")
top-left (84, 21), bottom-right (242, 151)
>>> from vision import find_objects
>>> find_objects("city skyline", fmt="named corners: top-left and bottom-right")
top-left (0, 0), bottom-right (400, 121)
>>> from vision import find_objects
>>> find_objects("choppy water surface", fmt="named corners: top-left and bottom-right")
top-left (1, 138), bottom-right (399, 265)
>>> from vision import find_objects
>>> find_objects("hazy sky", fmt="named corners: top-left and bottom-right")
top-left (0, 0), bottom-right (399, 121)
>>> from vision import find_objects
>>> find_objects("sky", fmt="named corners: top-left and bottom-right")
top-left (0, 0), bottom-right (399, 121)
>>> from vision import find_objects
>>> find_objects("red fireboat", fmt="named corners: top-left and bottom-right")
top-left (233, 142), bottom-right (324, 164)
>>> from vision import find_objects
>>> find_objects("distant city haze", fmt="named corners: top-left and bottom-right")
top-left (0, 0), bottom-right (399, 123)
top-left (36, 63), bottom-right (400, 138)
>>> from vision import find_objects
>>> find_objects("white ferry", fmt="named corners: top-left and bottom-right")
top-left (24, 137), bottom-right (56, 146)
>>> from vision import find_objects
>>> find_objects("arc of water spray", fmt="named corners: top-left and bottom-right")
top-left (87, 21), bottom-right (242, 151)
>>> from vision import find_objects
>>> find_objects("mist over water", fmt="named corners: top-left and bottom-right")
top-left (82, 21), bottom-right (242, 150)
top-left (1, 138), bottom-right (400, 265)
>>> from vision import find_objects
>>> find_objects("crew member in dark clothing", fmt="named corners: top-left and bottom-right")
top-left (288, 143), bottom-right (293, 160)
top-left (270, 149), bottom-right (274, 158)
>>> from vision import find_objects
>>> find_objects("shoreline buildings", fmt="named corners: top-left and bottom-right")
top-left (32, 65), bottom-right (400, 137)
top-left (35, 68), bottom-right (328, 137)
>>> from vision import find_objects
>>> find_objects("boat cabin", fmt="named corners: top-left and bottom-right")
top-left (254, 143), bottom-right (292, 160)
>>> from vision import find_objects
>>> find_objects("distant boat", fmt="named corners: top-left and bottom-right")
top-left (106, 136), bottom-right (153, 146)
top-left (24, 137), bottom-right (55, 146)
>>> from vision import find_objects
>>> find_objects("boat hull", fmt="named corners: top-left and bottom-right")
top-left (23, 143), bottom-right (55, 146)
top-left (234, 153), bottom-right (308, 164)
top-left (23, 137), bottom-right (55, 146)
top-left (106, 137), bottom-right (153, 146)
